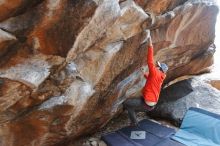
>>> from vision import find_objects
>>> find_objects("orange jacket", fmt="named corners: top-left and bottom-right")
top-left (142, 46), bottom-right (166, 103)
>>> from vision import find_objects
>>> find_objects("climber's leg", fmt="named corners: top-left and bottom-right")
top-left (123, 98), bottom-right (141, 126)
top-left (123, 97), bottom-right (154, 126)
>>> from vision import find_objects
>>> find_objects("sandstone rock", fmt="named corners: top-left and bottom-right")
top-left (0, 0), bottom-right (218, 145)
top-left (196, 72), bottom-right (220, 91)
top-left (66, 0), bottom-right (121, 61)
top-left (0, 29), bottom-right (17, 57)
top-left (143, 0), bottom-right (187, 14)
top-left (28, 0), bottom-right (97, 56)
top-left (209, 80), bottom-right (220, 90)
top-left (0, 6), bottom-right (39, 37)
top-left (151, 0), bottom-right (218, 80)
top-left (0, 0), bottom-right (97, 56)
top-left (149, 78), bottom-right (220, 126)
top-left (0, 0), bottom-right (42, 22)
top-left (0, 79), bottom-right (31, 123)
top-left (0, 53), bottom-right (64, 124)
top-left (126, 0), bottom-right (187, 15)
top-left (198, 74), bottom-right (220, 91)
top-left (0, 54), bottom-right (64, 89)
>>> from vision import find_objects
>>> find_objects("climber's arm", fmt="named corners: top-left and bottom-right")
top-left (147, 37), bottom-right (155, 74)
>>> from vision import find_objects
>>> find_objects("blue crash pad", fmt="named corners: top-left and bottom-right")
top-left (172, 107), bottom-right (220, 146)
top-left (101, 119), bottom-right (184, 146)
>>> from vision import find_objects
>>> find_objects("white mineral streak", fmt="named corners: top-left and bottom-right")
top-left (0, 56), bottom-right (51, 89)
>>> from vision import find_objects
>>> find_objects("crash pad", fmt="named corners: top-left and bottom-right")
top-left (101, 119), bottom-right (184, 146)
top-left (172, 107), bottom-right (220, 146)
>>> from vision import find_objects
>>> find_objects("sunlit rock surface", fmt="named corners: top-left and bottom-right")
top-left (0, 0), bottom-right (218, 145)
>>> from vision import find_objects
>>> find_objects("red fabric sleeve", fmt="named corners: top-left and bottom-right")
top-left (147, 46), bottom-right (155, 74)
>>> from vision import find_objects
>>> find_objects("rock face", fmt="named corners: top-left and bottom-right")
top-left (0, 29), bottom-right (17, 57)
top-left (0, 0), bottom-right (43, 22)
top-left (149, 78), bottom-right (220, 126)
top-left (0, 0), bottom-right (218, 145)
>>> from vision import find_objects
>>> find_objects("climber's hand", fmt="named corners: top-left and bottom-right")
top-left (141, 12), bottom-right (155, 30)
top-left (148, 36), bottom-right (153, 48)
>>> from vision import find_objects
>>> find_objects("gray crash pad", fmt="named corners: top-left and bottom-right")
top-left (101, 119), bottom-right (184, 146)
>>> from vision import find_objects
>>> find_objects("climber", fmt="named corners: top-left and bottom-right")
top-left (123, 34), bottom-right (168, 127)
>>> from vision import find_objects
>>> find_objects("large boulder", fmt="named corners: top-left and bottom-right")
top-left (0, 51), bottom-right (65, 123)
top-left (149, 78), bottom-right (220, 126)
top-left (28, 0), bottom-right (97, 56)
top-left (0, 0), bottom-right (218, 145)
top-left (0, 0), bottom-right (42, 22)
top-left (134, 0), bottom-right (187, 14)
top-left (0, 29), bottom-right (17, 57)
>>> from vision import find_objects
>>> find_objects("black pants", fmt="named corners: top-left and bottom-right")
top-left (123, 97), bottom-right (155, 125)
